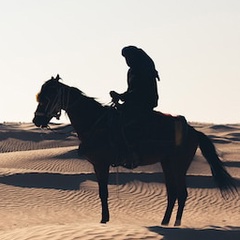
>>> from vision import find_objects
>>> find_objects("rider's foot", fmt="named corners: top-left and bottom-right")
top-left (123, 151), bottom-right (139, 169)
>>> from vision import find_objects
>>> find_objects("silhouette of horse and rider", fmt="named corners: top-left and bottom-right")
top-left (33, 46), bottom-right (237, 226)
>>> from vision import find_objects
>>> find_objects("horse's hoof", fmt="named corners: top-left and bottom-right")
top-left (174, 220), bottom-right (181, 226)
top-left (100, 219), bottom-right (108, 224)
top-left (161, 220), bottom-right (169, 226)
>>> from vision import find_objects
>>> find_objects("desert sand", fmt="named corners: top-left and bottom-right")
top-left (0, 122), bottom-right (239, 240)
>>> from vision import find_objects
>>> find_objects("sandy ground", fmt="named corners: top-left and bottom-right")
top-left (0, 122), bottom-right (239, 240)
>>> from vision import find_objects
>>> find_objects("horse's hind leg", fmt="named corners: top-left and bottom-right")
top-left (162, 175), bottom-right (188, 226)
top-left (174, 178), bottom-right (188, 226)
top-left (174, 127), bottom-right (198, 226)
top-left (161, 183), bottom-right (177, 225)
top-left (161, 161), bottom-right (177, 225)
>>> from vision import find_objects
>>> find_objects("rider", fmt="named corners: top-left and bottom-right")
top-left (110, 46), bottom-right (160, 167)
top-left (110, 46), bottom-right (159, 116)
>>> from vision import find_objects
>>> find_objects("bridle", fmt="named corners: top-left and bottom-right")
top-left (35, 83), bottom-right (70, 121)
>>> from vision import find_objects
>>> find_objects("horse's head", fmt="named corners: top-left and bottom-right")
top-left (33, 74), bottom-right (63, 128)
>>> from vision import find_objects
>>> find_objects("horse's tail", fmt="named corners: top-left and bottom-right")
top-left (198, 131), bottom-right (237, 198)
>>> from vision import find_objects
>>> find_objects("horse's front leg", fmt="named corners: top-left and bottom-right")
top-left (94, 164), bottom-right (110, 223)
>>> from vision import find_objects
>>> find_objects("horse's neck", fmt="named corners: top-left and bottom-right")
top-left (64, 87), bottom-right (104, 141)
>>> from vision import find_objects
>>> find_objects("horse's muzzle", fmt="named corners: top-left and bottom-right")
top-left (32, 113), bottom-right (49, 128)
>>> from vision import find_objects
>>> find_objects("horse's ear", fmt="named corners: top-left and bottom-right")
top-left (55, 74), bottom-right (61, 81)
top-left (51, 76), bottom-right (54, 80)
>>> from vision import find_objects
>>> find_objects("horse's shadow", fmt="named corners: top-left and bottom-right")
top-left (0, 171), bottom-right (239, 191)
top-left (148, 226), bottom-right (240, 240)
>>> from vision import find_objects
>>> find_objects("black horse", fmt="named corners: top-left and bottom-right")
top-left (33, 75), bottom-right (237, 226)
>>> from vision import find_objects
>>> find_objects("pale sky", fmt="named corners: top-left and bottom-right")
top-left (0, 0), bottom-right (239, 124)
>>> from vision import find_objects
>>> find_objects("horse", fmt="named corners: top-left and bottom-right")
top-left (33, 75), bottom-right (237, 226)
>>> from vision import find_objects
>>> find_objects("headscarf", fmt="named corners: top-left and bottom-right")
top-left (122, 46), bottom-right (160, 80)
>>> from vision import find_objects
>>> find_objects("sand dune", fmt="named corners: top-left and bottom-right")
top-left (0, 122), bottom-right (239, 239)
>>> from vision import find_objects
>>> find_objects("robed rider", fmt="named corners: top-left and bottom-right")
top-left (110, 46), bottom-right (159, 117)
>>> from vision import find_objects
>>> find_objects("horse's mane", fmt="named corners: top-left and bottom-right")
top-left (70, 86), bottom-right (106, 108)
